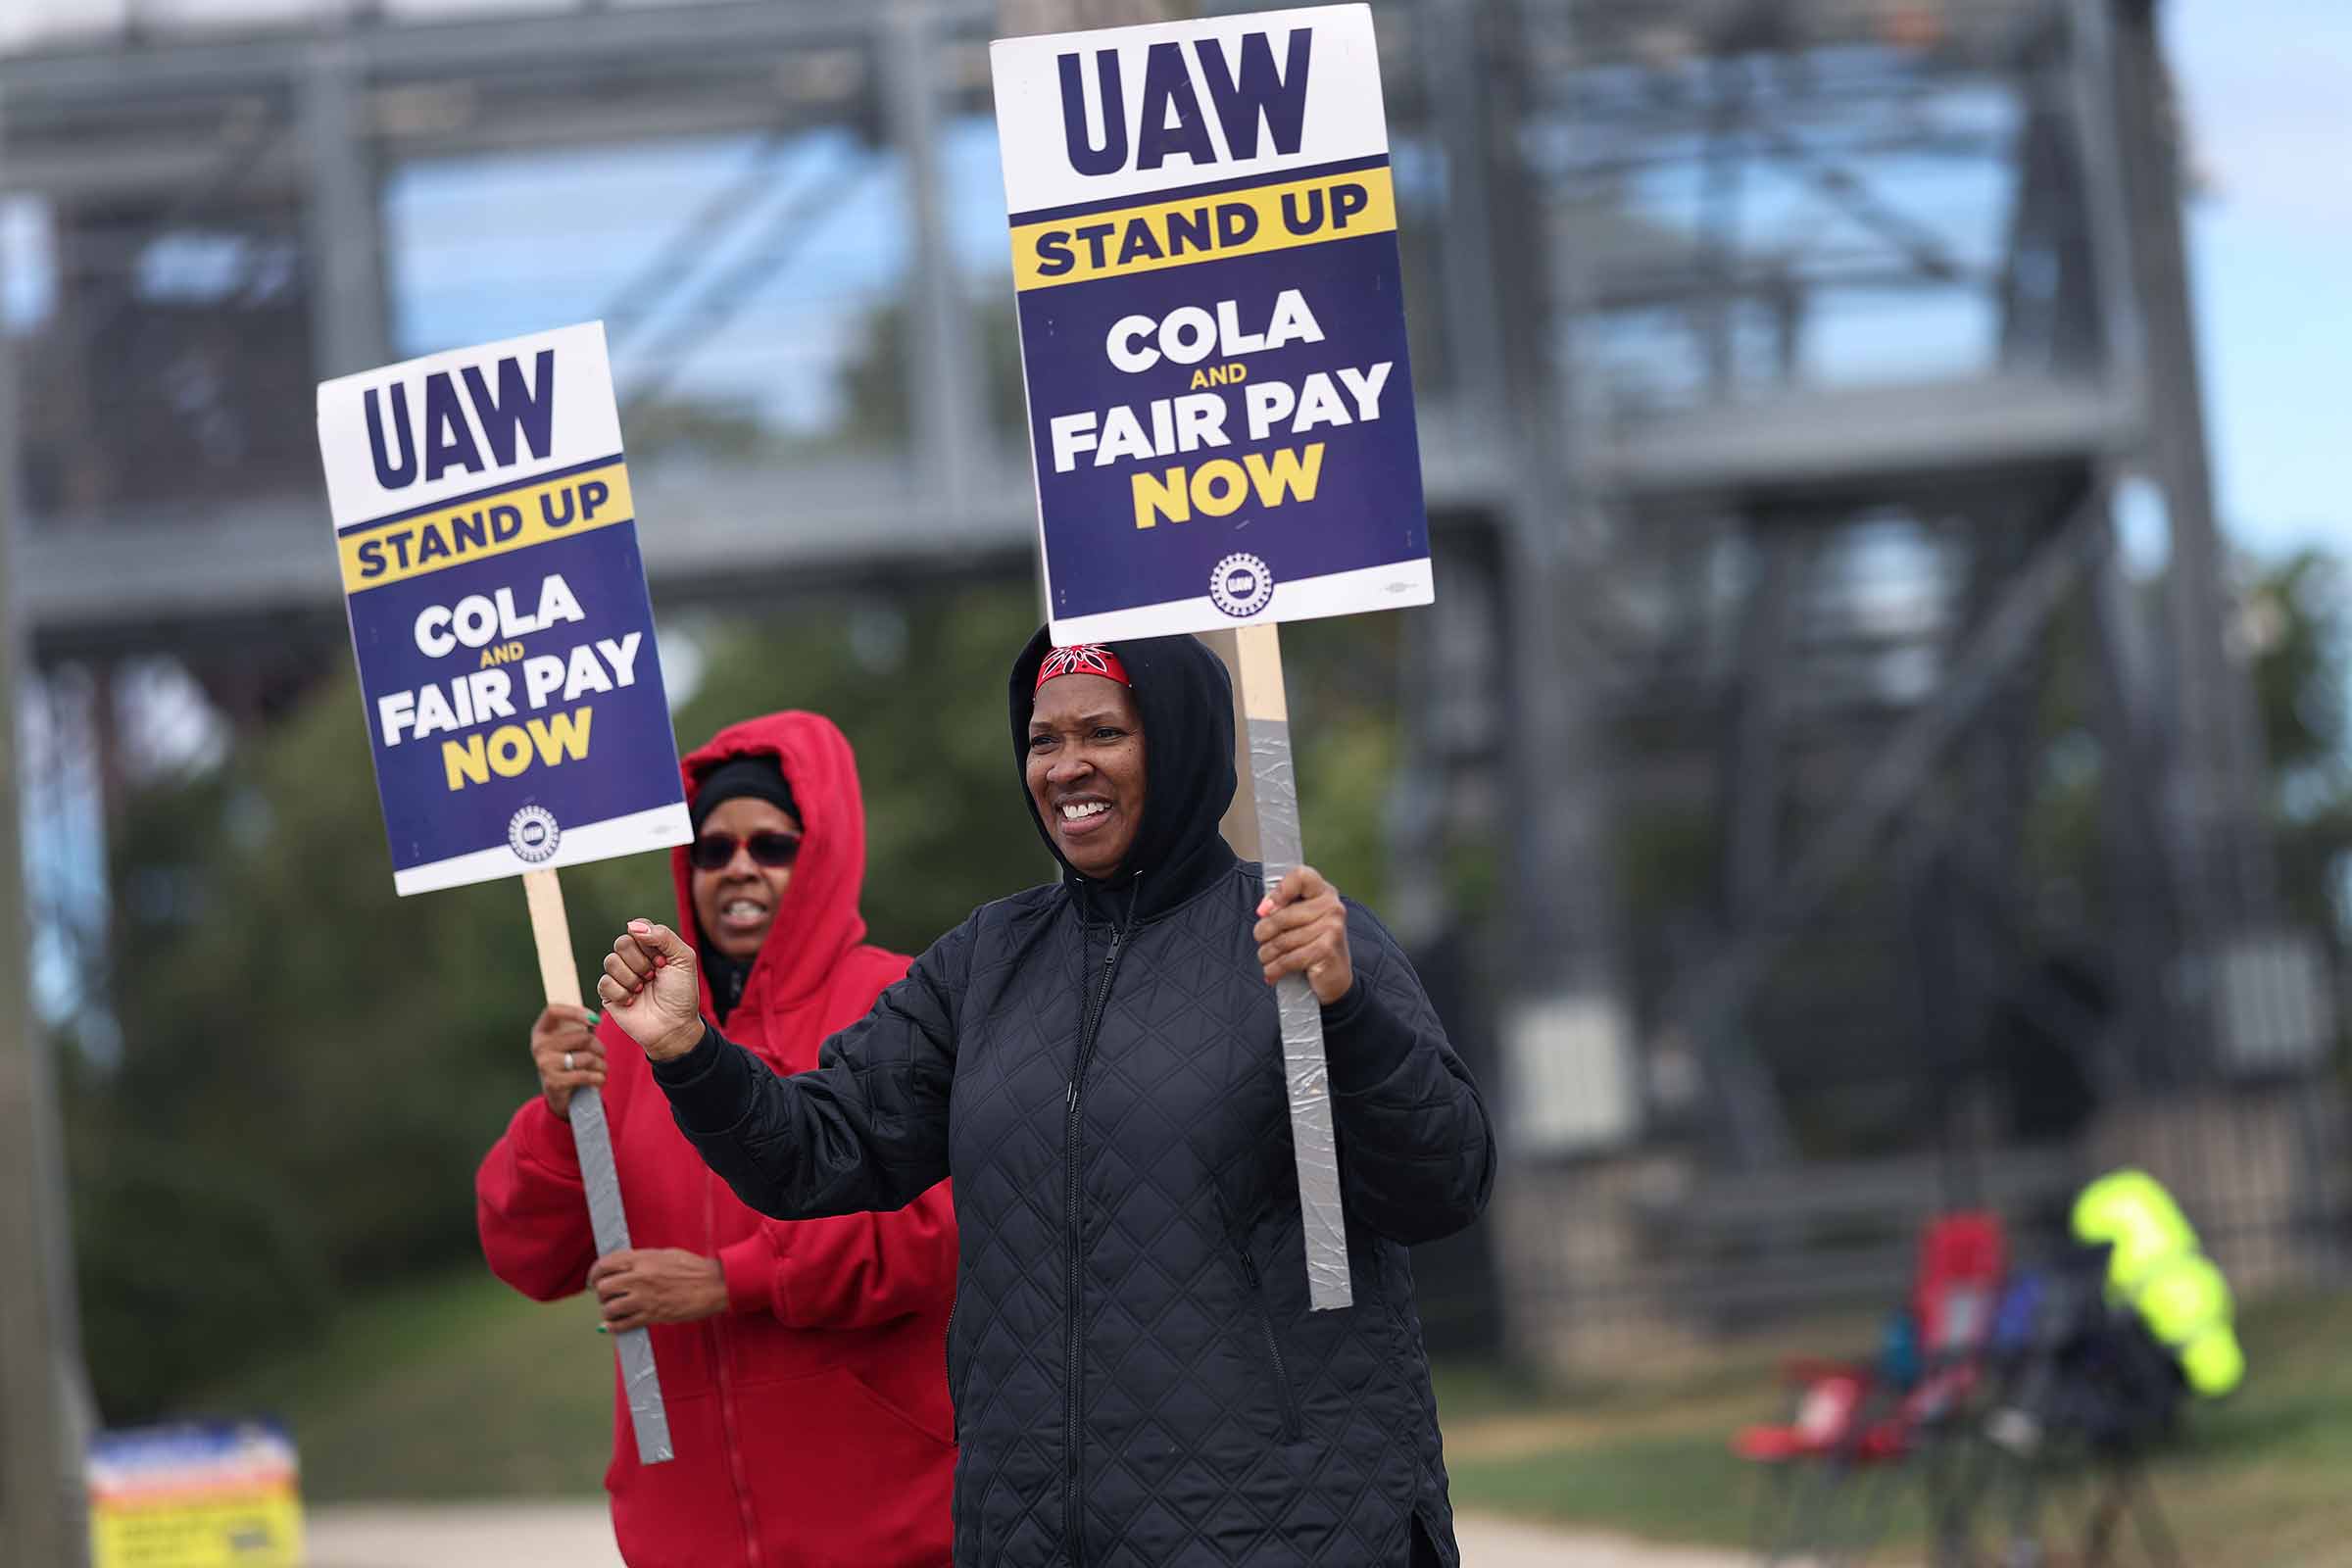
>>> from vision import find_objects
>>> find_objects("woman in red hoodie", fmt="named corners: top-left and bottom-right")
top-left (476, 711), bottom-right (956, 1568)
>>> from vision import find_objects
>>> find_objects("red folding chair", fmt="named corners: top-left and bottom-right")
top-left (1739, 1212), bottom-right (2009, 1562)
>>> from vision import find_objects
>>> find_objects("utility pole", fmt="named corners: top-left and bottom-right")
top-left (0, 88), bottom-right (90, 1568)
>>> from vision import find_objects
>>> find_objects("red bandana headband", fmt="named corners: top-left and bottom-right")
top-left (1035, 644), bottom-right (1132, 691)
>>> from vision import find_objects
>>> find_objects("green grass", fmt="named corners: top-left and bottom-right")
top-left (1455, 1432), bottom-right (1761, 1541)
top-left (200, 1268), bottom-right (2352, 1563)
top-left (1441, 1291), bottom-right (2352, 1566)
top-left (201, 1270), bottom-right (612, 1502)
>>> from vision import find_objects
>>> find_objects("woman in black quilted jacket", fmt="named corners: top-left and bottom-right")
top-left (598, 629), bottom-right (1494, 1568)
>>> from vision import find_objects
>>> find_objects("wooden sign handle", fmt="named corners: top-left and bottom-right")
top-left (521, 868), bottom-right (674, 1463)
top-left (1231, 624), bottom-right (1353, 1311)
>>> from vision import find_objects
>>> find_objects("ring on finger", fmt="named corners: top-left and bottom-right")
top-left (564, 1052), bottom-right (574, 1072)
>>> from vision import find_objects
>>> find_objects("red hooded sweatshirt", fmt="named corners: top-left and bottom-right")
top-left (476, 711), bottom-right (956, 1568)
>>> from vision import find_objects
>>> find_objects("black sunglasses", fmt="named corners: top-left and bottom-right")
top-left (689, 830), bottom-right (803, 872)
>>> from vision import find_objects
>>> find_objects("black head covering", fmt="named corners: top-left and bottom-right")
top-left (684, 754), bottom-right (800, 1023)
top-left (1009, 626), bottom-right (1240, 920)
top-left (689, 755), bottom-right (800, 835)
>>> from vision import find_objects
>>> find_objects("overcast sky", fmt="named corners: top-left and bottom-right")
top-left (2170, 0), bottom-right (2352, 555)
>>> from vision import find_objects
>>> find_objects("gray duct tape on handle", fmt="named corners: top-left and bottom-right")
top-left (572, 1083), bottom-right (674, 1463)
top-left (1248, 714), bottom-right (1353, 1312)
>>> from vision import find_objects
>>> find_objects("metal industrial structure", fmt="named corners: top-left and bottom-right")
top-left (0, 0), bottom-right (2339, 1529)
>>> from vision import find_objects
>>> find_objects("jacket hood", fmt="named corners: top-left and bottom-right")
top-left (673, 710), bottom-right (871, 1011)
top-left (1009, 627), bottom-right (1239, 920)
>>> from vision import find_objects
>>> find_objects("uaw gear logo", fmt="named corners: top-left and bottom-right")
top-left (508, 805), bottom-right (562, 863)
top-left (1209, 553), bottom-right (1275, 618)
top-left (1038, 645), bottom-right (1119, 682)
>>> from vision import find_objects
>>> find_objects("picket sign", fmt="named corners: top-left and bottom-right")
top-left (992, 5), bottom-right (1435, 1310)
top-left (317, 322), bottom-right (685, 1460)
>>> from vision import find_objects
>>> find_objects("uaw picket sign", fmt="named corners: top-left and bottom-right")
top-left (317, 322), bottom-right (680, 1462)
top-left (318, 321), bottom-right (690, 896)
top-left (993, 3), bottom-right (1432, 646)
top-left (994, 5), bottom-right (1438, 1310)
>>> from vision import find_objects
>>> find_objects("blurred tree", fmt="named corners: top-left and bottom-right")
top-left (2241, 549), bottom-right (2352, 945)
top-left (1272, 611), bottom-right (1408, 913)
top-left (71, 688), bottom-right (562, 1419)
top-left (2023, 545), bottom-right (2352, 963)
top-left (616, 396), bottom-right (773, 464)
top-left (837, 292), bottom-right (1031, 450)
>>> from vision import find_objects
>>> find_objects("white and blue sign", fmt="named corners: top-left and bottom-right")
top-left (317, 322), bottom-right (690, 895)
top-left (992, 3), bottom-right (1433, 644)
top-left (87, 1420), bottom-right (304, 1568)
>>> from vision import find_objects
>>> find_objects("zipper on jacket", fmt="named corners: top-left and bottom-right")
top-left (706, 1175), bottom-right (764, 1568)
top-left (1062, 903), bottom-right (1131, 1567)
top-left (1238, 1246), bottom-right (1303, 1442)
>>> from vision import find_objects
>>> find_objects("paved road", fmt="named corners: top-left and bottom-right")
top-left (306, 1502), bottom-right (1750, 1567)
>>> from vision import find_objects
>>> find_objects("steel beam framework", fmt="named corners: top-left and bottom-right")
top-left (0, 0), bottom-right (2289, 1370)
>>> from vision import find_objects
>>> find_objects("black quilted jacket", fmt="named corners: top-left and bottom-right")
top-left (652, 631), bottom-right (1494, 1566)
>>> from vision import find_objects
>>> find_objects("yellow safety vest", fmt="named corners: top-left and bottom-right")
top-left (2071, 1168), bottom-right (2244, 1396)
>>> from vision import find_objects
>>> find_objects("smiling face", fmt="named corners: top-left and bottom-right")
top-left (689, 795), bottom-right (802, 960)
top-left (1026, 673), bottom-right (1147, 879)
